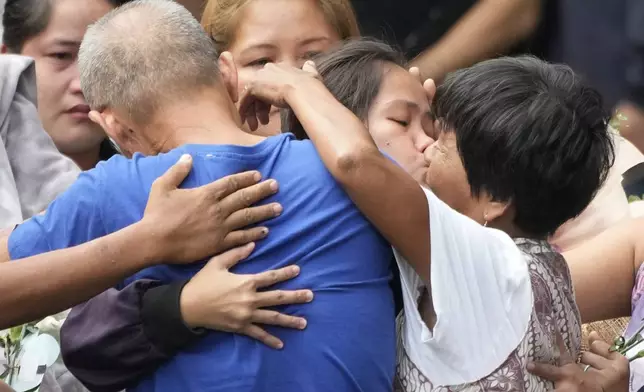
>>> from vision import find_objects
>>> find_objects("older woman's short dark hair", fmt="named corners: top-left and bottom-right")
top-left (283, 38), bottom-right (406, 138)
top-left (434, 56), bottom-right (615, 238)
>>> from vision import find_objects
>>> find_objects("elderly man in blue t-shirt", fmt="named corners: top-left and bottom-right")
top-left (3, 1), bottom-right (395, 391)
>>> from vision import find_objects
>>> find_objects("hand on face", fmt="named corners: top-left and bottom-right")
top-left (180, 242), bottom-right (313, 349)
top-left (238, 61), bottom-right (322, 132)
top-left (141, 154), bottom-right (283, 264)
top-left (527, 331), bottom-right (630, 392)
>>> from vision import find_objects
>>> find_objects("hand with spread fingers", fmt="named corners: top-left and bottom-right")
top-left (238, 61), bottom-right (322, 132)
top-left (142, 154), bottom-right (283, 264)
top-left (528, 331), bottom-right (629, 392)
top-left (180, 242), bottom-right (313, 349)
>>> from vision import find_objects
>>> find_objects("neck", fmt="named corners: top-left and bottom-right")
top-left (145, 89), bottom-right (264, 153)
top-left (69, 147), bottom-right (100, 170)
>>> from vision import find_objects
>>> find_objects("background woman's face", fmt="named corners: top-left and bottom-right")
top-left (21, 0), bottom-right (113, 159)
top-left (366, 64), bottom-right (435, 184)
top-left (228, 0), bottom-right (340, 136)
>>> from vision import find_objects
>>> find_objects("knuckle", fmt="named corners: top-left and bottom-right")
top-left (227, 176), bottom-right (240, 192)
top-left (211, 203), bottom-right (224, 219)
top-left (241, 189), bottom-right (254, 205)
top-left (243, 208), bottom-right (254, 224)
top-left (271, 312), bottom-right (282, 323)
top-left (234, 308), bottom-right (252, 323)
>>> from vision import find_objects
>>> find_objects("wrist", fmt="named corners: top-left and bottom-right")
top-left (127, 220), bottom-right (167, 267)
top-left (178, 280), bottom-right (201, 329)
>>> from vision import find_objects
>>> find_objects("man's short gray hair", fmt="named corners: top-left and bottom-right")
top-left (79, 0), bottom-right (220, 124)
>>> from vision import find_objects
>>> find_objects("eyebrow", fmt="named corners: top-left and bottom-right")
top-left (49, 39), bottom-right (81, 48)
top-left (239, 37), bottom-right (332, 57)
top-left (384, 99), bottom-right (433, 118)
top-left (383, 99), bottom-right (419, 111)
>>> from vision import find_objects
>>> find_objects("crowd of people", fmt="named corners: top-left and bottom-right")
top-left (1, 0), bottom-right (644, 391)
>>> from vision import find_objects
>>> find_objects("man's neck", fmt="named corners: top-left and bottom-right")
top-left (147, 92), bottom-right (265, 153)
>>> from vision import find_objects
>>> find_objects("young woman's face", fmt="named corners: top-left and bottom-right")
top-left (366, 64), bottom-right (435, 184)
top-left (20, 0), bottom-right (113, 165)
top-left (227, 0), bottom-right (340, 136)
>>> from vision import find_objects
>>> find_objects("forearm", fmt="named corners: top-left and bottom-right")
top-left (0, 221), bottom-right (160, 328)
top-left (411, 0), bottom-right (541, 81)
top-left (285, 83), bottom-right (431, 281)
top-left (564, 218), bottom-right (644, 323)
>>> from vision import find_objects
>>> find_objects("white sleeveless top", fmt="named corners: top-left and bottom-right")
top-left (394, 187), bottom-right (581, 390)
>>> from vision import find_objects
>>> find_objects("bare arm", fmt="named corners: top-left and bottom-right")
top-left (410, 0), bottom-right (541, 82)
top-left (0, 155), bottom-right (283, 328)
top-left (0, 221), bottom-right (163, 329)
top-left (563, 217), bottom-right (644, 323)
top-left (281, 71), bottom-right (431, 281)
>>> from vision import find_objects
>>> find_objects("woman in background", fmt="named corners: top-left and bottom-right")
top-left (2, 0), bottom-right (127, 170)
top-left (201, 0), bottom-right (358, 135)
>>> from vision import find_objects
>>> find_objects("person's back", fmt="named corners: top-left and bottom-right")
top-left (5, 1), bottom-right (395, 391)
top-left (57, 134), bottom-right (394, 391)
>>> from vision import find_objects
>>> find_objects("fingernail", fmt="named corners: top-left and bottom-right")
top-left (299, 319), bottom-right (307, 329)
top-left (526, 363), bottom-right (535, 371)
top-left (247, 242), bottom-right (256, 250)
top-left (305, 291), bottom-right (314, 302)
top-left (276, 341), bottom-right (284, 349)
top-left (253, 171), bottom-right (262, 181)
top-left (179, 154), bottom-right (192, 163)
top-left (270, 180), bottom-right (279, 192)
top-left (291, 265), bottom-right (300, 275)
top-left (261, 227), bottom-right (269, 236)
top-left (273, 203), bottom-right (283, 215)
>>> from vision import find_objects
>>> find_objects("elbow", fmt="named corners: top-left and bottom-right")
top-left (332, 144), bottom-right (380, 180)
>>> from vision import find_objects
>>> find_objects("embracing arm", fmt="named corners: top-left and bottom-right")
top-left (284, 77), bottom-right (431, 281)
top-left (0, 155), bottom-right (282, 328)
top-left (564, 217), bottom-right (644, 323)
top-left (61, 280), bottom-right (203, 392)
top-left (0, 220), bottom-right (163, 329)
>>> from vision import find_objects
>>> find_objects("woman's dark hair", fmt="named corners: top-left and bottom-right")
top-left (433, 56), bottom-right (615, 238)
top-left (283, 38), bottom-right (406, 139)
top-left (3, 0), bottom-right (131, 53)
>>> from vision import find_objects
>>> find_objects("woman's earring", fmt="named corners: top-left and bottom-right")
top-left (483, 213), bottom-right (488, 227)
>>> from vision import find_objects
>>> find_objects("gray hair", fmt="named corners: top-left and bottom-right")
top-left (79, 0), bottom-right (220, 125)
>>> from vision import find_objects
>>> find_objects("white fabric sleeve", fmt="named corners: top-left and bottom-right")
top-left (395, 186), bottom-right (533, 386)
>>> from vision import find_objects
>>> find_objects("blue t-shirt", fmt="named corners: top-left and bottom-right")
top-left (9, 134), bottom-right (395, 392)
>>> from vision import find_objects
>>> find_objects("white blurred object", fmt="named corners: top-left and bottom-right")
top-left (12, 333), bottom-right (59, 392)
top-left (631, 201), bottom-right (644, 217)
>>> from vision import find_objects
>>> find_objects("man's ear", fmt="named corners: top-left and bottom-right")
top-left (89, 109), bottom-right (129, 149)
top-left (218, 51), bottom-right (239, 103)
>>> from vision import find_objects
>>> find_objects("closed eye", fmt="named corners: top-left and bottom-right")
top-left (247, 58), bottom-right (272, 67)
top-left (390, 119), bottom-right (409, 127)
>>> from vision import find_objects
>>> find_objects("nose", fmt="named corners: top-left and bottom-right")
top-left (69, 61), bottom-right (83, 94)
top-left (278, 57), bottom-right (298, 68)
top-left (416, 132), bottom-right (435, 154)
top-left (423, 141), bottom-right (437, 165)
